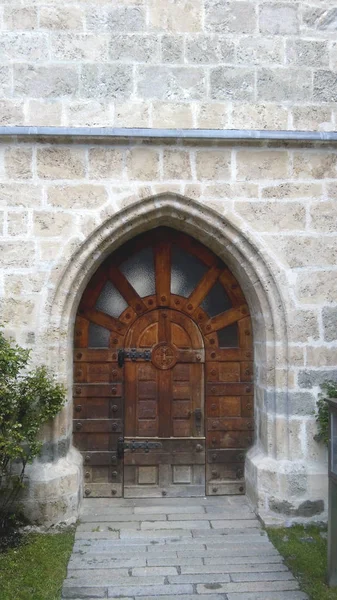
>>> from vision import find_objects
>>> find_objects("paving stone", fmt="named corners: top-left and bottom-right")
top-left (168, 573), bottom-right (231, 584)
top-left (197, 581), bottom-right (300, 594)
top-left (120, 529), bottom-right (193, 539)
top-left (77, 521), bottom-right (140, 531)
top-left (210, 520), bottom-right (258, 529)
top-left (62, 586), bottom-right (107, 598)
top-left (181, 564), bottom-right (288, 574)
top-left (203, 554), bottom-right (283, 565)
top-left (134, 505), bottom-right (206, 514)
top-left (65, 574), bottom-right (165, 586)
top-left (231, 572), bottom-right (295, 582)
top-left (132, 566), bottom-right (178, 576)
top-left (68, 558), bottom-right (147, 569)
top-left (107, 584), bottom-right (194, 597)
top-left (80, 514), bottom-right (163, 523)
top-left (146, 557), bottom-right (204, 567)
top-left (227, 593), bottom-right (308, 600)
top-left (141, 520), bottom-right (210, 530)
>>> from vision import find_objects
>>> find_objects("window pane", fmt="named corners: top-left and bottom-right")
top-left (88, 323), bottom-right (110, 348)
top-left (217, 323), bottom-right (238, 348)
top-left (171, 245), bottom-right (207, 298)
top-left (95, 281), bottom-right (128, 318)
top-left (120, 247), bottom-right (155, 297)
top-left (201, 281), bottom-right (232, 317)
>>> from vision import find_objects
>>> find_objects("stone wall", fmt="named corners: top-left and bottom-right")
top-left (0, 0), bottom-right (336, 130)
top-left (0, 135), bottom-right (335, 523)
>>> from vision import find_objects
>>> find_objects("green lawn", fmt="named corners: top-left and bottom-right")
top-left (0, 531), bottom-right (75, 600)
top-left (267, 524), bottom-right (337, 600)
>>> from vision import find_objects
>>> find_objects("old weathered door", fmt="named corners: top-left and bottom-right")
top-left (123, 309), bottom-right (205, 497)
top-left (73, 227), bottom-right (254, 498)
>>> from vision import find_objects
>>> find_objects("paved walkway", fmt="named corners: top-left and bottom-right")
top-left (62, 496), bottom-right (308, 600)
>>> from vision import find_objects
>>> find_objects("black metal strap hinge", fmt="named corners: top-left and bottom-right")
top-left (118, 348), bottom-right (151, 368)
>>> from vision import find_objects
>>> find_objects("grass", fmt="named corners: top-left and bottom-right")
top-left (267, 524), bottom-right (337, 600)
top-left (0, 530), bottom-right (75, 600)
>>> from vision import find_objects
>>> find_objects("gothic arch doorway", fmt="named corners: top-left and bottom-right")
top-left (73, 227), bottom-right (254, 498)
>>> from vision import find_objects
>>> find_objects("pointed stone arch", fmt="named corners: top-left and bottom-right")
top-left (27, 192), bottom-right (308, 524)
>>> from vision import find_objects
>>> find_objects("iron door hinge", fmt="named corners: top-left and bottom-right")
top-left (118, 348), bottom-right (151, 368)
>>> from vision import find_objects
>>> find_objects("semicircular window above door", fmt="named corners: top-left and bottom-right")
top-left (74, 227), bottom-right (254, 499)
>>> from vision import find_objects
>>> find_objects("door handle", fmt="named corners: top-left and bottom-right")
top-left (195, 408), bottom-right (202, 423)
top-left (117, 437), bottom-right (124, 459)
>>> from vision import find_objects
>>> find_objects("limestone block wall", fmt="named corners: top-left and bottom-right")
top-left (0, 136), bottom-right (335, 523)
top-left (0, 0), bottom-right (336, 130)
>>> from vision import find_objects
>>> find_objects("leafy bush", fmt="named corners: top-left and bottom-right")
top-left (0, 329), bottom-right (66, 528)
top-left (314, 380), bottom-right (337, 446)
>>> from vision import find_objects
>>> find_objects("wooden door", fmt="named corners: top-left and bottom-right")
top-left (73, 227), bottom-right (254, 498)
top-left (123, 309), bottom-right (205, 497)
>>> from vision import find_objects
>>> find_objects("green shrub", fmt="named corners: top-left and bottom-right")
top-left (0, 328), bottom-right (66, 527)
top-left (315, 380), bottom-right (337, 446)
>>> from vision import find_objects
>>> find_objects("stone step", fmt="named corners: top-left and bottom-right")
top-left (196, 581), bottom-right (300, 594)
top-left (181, 563), bottom-right (288, 574)
top-left (141, 520), bottom-right (211, 530)
top-left (107, 584), bottom-right (194, 597)
top-left (227, 593), bottom-right (308, 600)
top-left (64, 574), bottom-right (166, 586)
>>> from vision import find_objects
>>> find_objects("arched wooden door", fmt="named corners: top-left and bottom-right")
top-left (73, 228), bottom-right (254, 498)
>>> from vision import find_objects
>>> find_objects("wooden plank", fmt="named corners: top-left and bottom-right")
top-left (218, 269), bottom-right (246, 307)
top-left (238, 316), bottom-right (253, 349)
top-left (207, 417), bottom-right (254, 431)
top-left (206, 397), bottom-right (241, 418)
top-left (80, 265), bottom-right (107, 310)
top-left (207, 431), bottom-right (253, 449)
top-left (202, 304), bottom-right (249, 335)
top-left (73, 383), bottom-right (123, 397)
top-left (74, 316), bottom-right (89, 348)
top-left (174, 231), bottom-right (217, 268)
top-left (155, 241), bottom-right (171, 306)
top-left (207, 449), bottom-right (246, 463)
top-left (74, 362), bottom-right (123, 383)
top-left (73, 419), bottom-right (123, 433)
top-left (79, 308), bottom-right (127, 335)
top-left (73, 397), bottom-right (123, 420)
top-left (206, 348), bottom-right (253, 362)
top-left (81, 451), bottom-right (118, 466)
top-left (108, 265), bottom-right (147, 314)
top-left (185, 265), bottom-right (221, 314)
top-left (74, 349), bottom-right (118, 362)
top-left (206, 382), bottom-right (253, 395)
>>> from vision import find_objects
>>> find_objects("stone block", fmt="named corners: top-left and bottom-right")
top-left (0, 66), bottom-right (13, 96)
top-left (86, 7), bottom-right (145, 32)
top-left (39, 6), bottom-right (84, 30)
top-left (47, 184), bottom-right (108, 209)
top-left (314, 70), bottom-right (337, 102)
top-left (298, 369), bottom-right (337, 389)
top-left (88, 148), bottom-right (124, 179)
top-left (114, 101), bottom-right (150, 127)
top-left (149, 0), bottom-right (202, 33)
top-left (257, 68), bottom-right (312, 102)
top-left (232, 104), bottom-right (288, 130)
top-left (137, 66), bottom-right (206, 100)
top-left (287, 310), bottom-right (320, 343)
top-left (5, 147), bottom-right (33, 180)
top-left (13, 65), bottom-right (78, 98)
top-left (302, 6), bottom-right (337, 33)
top-left (26, 100), bottom-right (62, 126)
top-left (195, 150), bottom-right (231, 181)
top-left (274, 236), bottom-right (337, 268)
top-left (236, 151), bottom-right (288, 181)
top-left (205, 0), bottom-right (257, 34)
top-left (293, 151), bottom-right (337, 180)
top-left (210, 67), bottom-right (254, 101)
top-left (0, 100), bottom-right (24, 126)
top-left (234, 201), bottom-right (305, 232)
top-left (307, 347), bottom-right (337, 368)
top-left (328, 182), bottom-right (337, 199)
top-left (7, 211), bottom-right (29, 237)
top-left (108, 583), bottom-right (193, 597)
top-left (65, 100), bottom-right (112, 127)
top-left (3, 6), bottom-right (38, 31)
top-left (163, 149), bottom-right (192, 180)
top-left (264, 390), bottom-right (316, 416)
top-left (204, 182), bottom-right (259, 199)
top-left (51, 34), bottom-right (107, 62)
top-left (196, 103), bottom-right (229, 129)
top-left (126, 148), bottom-right (160, 181)
top-left (80, 64), bottom-right (133, 100)
top-left (286, 39), bottom-right (328, 68)
top-left (0, 183), bottom-right (42, 207)
top-left (297, 270), bottom-right (337, 304)
top-left (261, 182), bottom-right (322, 200)
top-left (109, 34), bottom-right (160, 62)
top-left (0, 242), bottom-right (35, 267)
top-left (237, 37), bottom-right (285, 66)
top-left (4, 273), bottom-right (45, 296)
top-left (330, 42), bottom-right (337, 71)
top-left (33, 211), bottom-right (75, 237)
top-left (161, 35), bottom-right (184, 63)
top-left (0, 298), bottom-right (36, 327)
top-left (322, 307), bottom-right (337, 342)
top-left (292, 105), bottom-right (333, 131)
top-left (0, 33), bottom-right (48, 61)
top-left (259, 3), bottom-right (298, 34)
top-left (37, 147), bottom-right (85, 180)
top-left (310, 201), bottom-right (337, 233)
top-left (186, 36), bottom-right (235, 64)
top-left (152, 102), bottom-right (193, 128)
